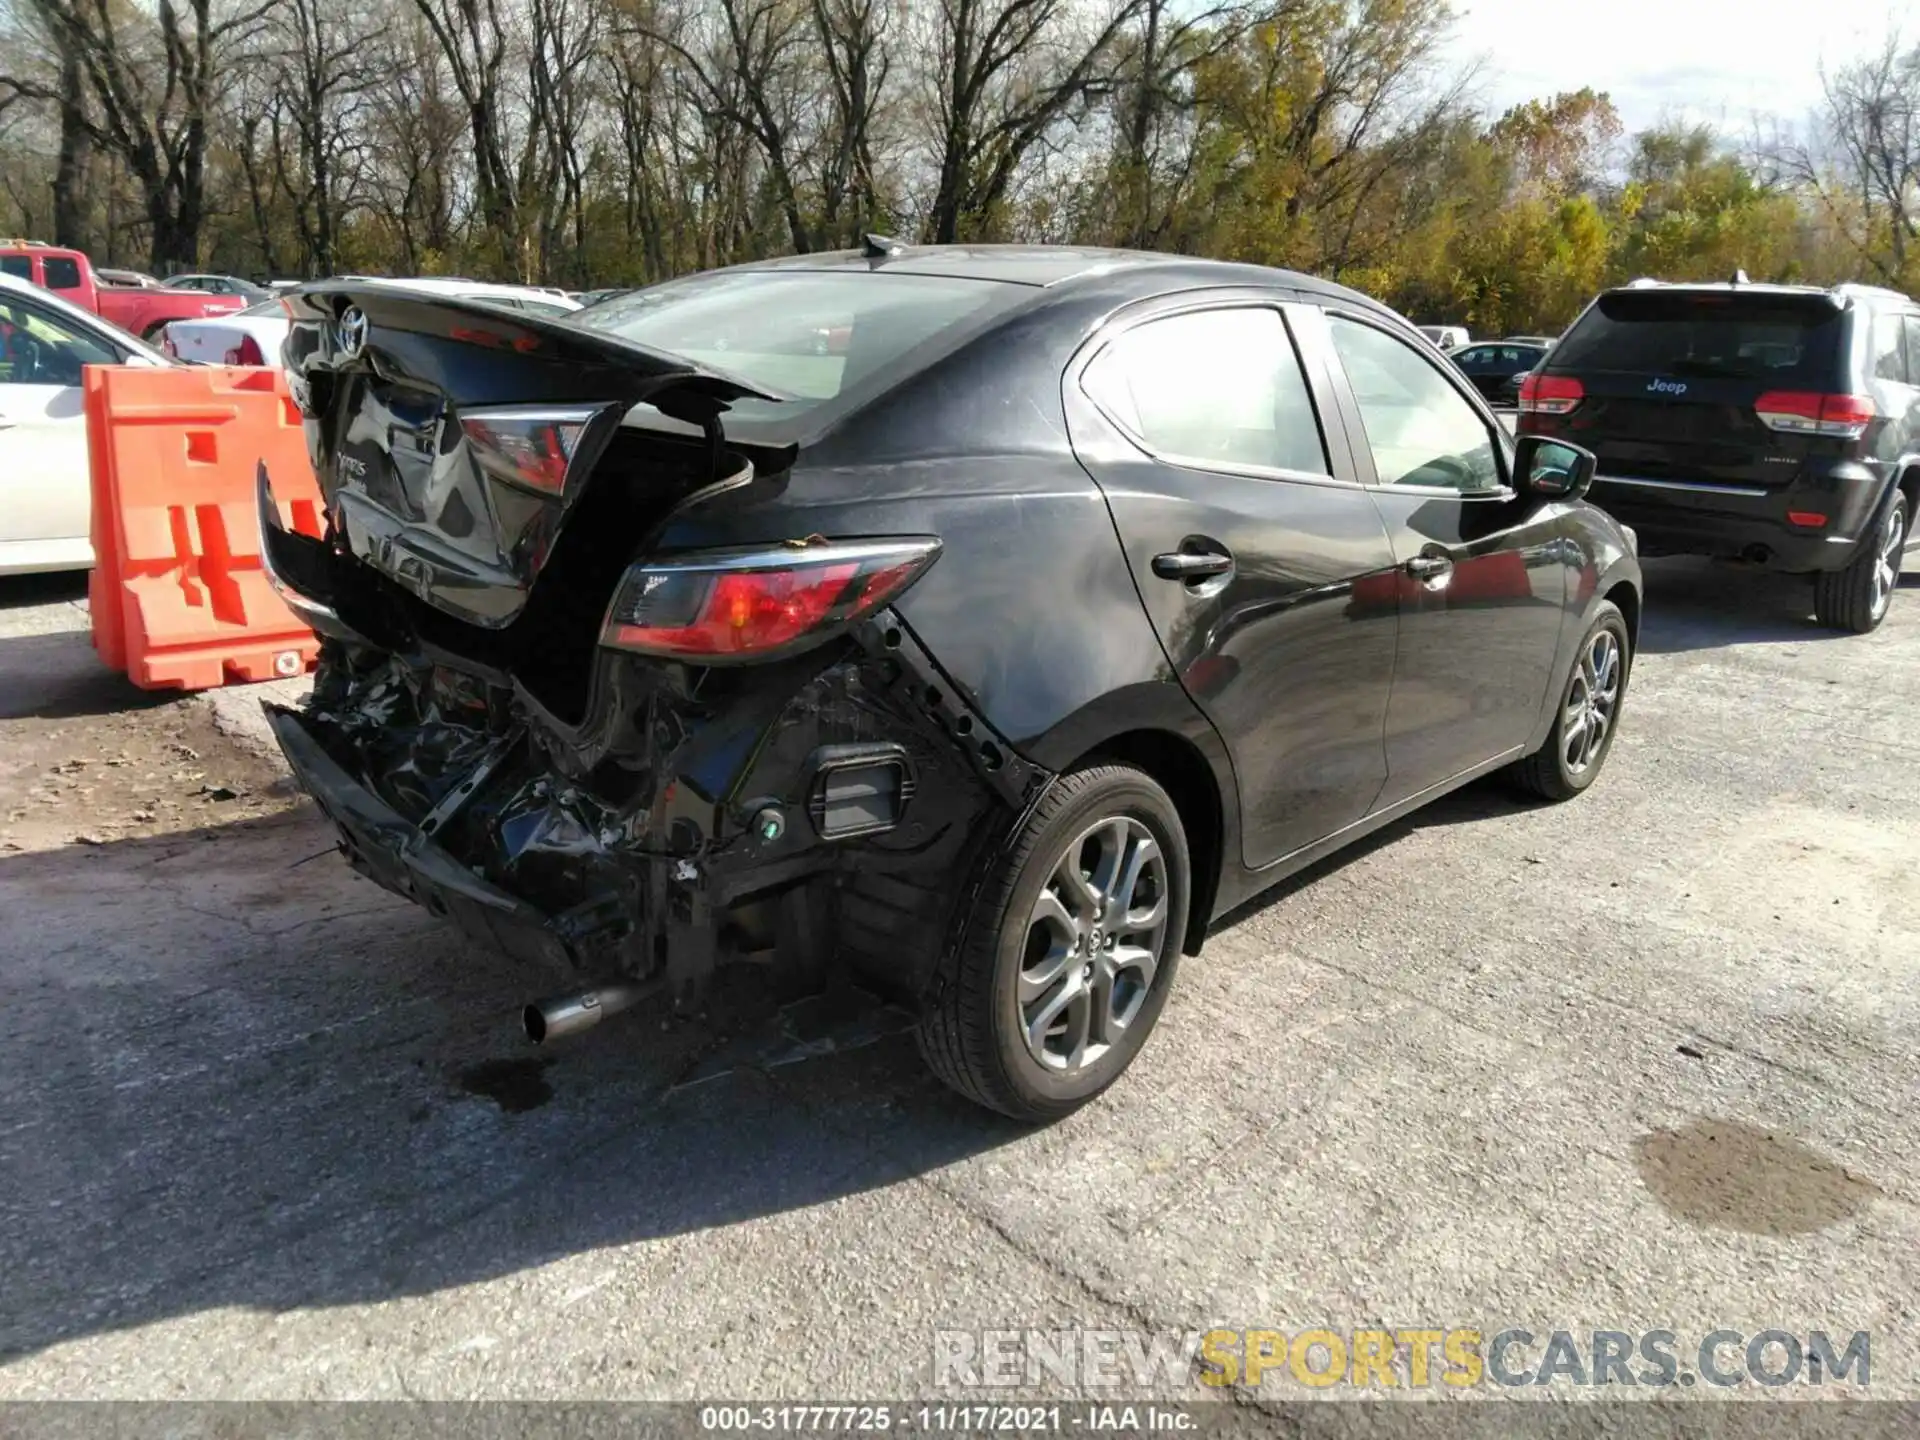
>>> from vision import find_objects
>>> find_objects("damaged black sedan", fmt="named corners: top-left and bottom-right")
top-left (258, 243), bottom-right (1640, 1121)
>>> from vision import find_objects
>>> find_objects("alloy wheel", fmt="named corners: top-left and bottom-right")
top-left (1018, 816), bottom-right (1169, 1076)
top-left (1562, 628), bottom-right (1622, 777)
top-left (1872, 498), bottom-right (1906, 622)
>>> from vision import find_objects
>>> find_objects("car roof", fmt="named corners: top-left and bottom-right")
top-left (698, 242), bottom-right (1394, 312)
top-left (1599, 280), bottom-right (1913, 311)
top-left (0, 270), bottom-right (171, 362)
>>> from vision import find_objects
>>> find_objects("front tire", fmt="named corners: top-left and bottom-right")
top-left (917, 764), bottom-right (1190, 1122)
top-left (1814, 489), bottom-right (1907, 634)
top-left (1509, 600), bottom-right (1630, 802)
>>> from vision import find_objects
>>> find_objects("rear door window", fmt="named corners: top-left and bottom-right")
top-left (1328, 314), bottom-right (1503, 493)
top-left (1872, 313), bottom-right (1908, 383)
top-left (42, 257), bottom-right (82, 290)
top-left (1552, 291), bottom-right (1842, 384)
top-left (1081, 306), bottom-right (1330, 476)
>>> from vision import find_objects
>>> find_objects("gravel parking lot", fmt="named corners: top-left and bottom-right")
top-left (1, 558), bottom-right (1916, 1410)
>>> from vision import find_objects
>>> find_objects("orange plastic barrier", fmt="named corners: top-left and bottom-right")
top-left (86, 364), bottom-right (326, 690)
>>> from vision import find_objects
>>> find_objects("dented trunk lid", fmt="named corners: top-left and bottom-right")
top-left (281, 284), bottom-right (778, 628)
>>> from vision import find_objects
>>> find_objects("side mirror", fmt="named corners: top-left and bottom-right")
top-left (1515, 433), bottom-right (1596, 501)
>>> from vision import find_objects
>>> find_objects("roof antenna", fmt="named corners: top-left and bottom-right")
top-left (862, 232), bottom-right (905, 259)
top-left (1731, 268), bottom-right (1749, 286)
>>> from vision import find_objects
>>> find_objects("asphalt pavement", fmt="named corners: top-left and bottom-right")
top-left (1, 557), bottom-right (1916, 1413)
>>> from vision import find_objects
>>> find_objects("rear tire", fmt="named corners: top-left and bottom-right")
top-left (917, 764), bottom-right (1189, 1122)
top-left (1814, 489), bottom-right (1907, 634)
top-left (1509, 600), bottom-right (1630, 802)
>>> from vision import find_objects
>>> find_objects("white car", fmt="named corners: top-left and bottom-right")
top-left (161, 278), bottom-right (583, 367)
top-left (0, 271), bottom-right (172, 575)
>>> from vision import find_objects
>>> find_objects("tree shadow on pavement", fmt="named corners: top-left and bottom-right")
top-left (0, 809), bottom-right (1025, 1364)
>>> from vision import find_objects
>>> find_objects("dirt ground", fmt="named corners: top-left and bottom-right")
top-left (3, 560), bottom-right (1918, 1418)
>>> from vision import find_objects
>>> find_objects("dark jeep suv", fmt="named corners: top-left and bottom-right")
top-left (1520, 280), bottom-right (1920, 631)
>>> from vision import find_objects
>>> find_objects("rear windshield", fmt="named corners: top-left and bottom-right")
top-left (237, 299), bottom-right (286, 318)
top-left (566, 270), bottom-right (1021, 423)
top-left (1552, 291), bottom-right (1842, 383)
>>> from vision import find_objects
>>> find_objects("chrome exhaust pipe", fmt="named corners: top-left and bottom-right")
top-left (523, 982), bottom-right (653, 1044)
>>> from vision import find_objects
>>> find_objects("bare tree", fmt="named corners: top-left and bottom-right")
top-left (262, 0), bottom-right (388, 274)
top-left (409, 0), bottom-right (521, 257)
top-left (1107, 0), bottom-right (1247, 246)
top-left (634, 0), bottom-right (819, 254)
top-left (917, 0), bottom-right (1146, 243)
top-left (1, 0), bottom-right (275, 269)
top-left (369, 8), bottom-right (467, 271)
top-left (810, 0), bottom-right (891, 245)
top-left (1771, 35), bottom-right (1920, 282)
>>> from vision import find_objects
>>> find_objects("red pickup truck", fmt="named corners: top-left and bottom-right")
top-left (0, 240), bottom-right (245, 340)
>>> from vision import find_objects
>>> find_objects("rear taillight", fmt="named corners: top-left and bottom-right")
top-left (1754, 391), bottom-right (1876, 439)
top-left (1519, 374), bottom-right (1584, 415)
top-left (601, 538), bottom-right (941, 663)
top-left (160, 330), bottom-right (178, 359)
top-left (459, 404), bottom-right (610, 496)
top-left (223, 333), bottom-right (265, 366)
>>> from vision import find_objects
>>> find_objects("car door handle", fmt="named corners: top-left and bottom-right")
top-left (1152, 550), bottom-right (1233, 581)
top-left (1404, 555), bottom-right (1453, 581)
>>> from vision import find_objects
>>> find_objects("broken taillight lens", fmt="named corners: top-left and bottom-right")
top-left (459, 404), bottom-right (608, 496)
top-left (600, 538), bottom-right (942, 663)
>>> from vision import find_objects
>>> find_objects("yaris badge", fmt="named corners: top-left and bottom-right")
top-left (337, 306), bottom-right (369, 358)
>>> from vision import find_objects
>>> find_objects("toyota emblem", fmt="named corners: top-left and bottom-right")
top-left (337, 306), bottom-right (369, 358)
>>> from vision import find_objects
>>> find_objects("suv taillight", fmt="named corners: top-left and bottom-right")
top-left (1519, 374), bottom-right (1584, 415)
top-left (601, 539), bottom-right (941, 664)
top-left (1754, 391), bottom-right (1876, 439)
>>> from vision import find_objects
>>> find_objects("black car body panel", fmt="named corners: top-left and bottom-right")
top-left (262, 248), bottom-right (1639, 1016)
top-left (1522, 282), bottom-right (1920, 571)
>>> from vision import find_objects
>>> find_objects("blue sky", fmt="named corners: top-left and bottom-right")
top-left (1448, 0), bottom-right (1919, 133)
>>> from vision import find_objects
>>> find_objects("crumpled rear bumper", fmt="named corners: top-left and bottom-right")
top-left (267, 705), bottom-right (575, 970)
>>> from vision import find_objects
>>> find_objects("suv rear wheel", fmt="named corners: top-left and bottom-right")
top-left (1814, 489), bottom-right (1908, 634)
top-left (917, 764), bottom-right (1189, 1122)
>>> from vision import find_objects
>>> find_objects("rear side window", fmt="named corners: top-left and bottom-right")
top-left (1082, 307), bottom-right (1329, 476)
top-left (1552, 292), bottom-right (1842, 384)
top-left (1, 257), bottom-right (30, 280)
top-left (1872, 313), bottom-right (1908, 383)
top-left (42, 257), bottom-right (81, 290)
